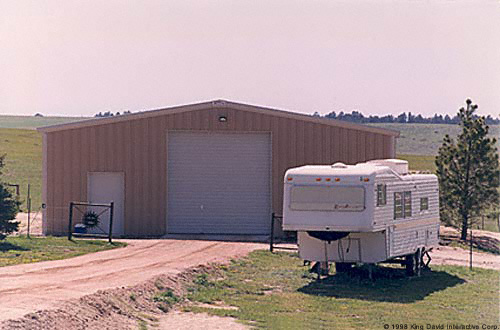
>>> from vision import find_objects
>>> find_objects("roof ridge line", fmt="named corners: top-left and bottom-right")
top-left (37, 99), bottom-right (399, 137)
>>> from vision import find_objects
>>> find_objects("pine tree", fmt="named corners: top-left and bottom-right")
top-left (0, 155), bottom-right (20, 240)
top-left (435, 99), bottom-right (499, 240)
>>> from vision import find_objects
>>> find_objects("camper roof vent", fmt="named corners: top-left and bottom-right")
top-left (367, 159), bottom-right (409, 175)
top-left (331, 162), bottom-right (348, 168)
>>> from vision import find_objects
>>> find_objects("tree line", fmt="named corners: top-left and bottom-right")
top-left (95, 110), bottom-right (132, 118)
top-left (316, 110), bottom-right (500, 125)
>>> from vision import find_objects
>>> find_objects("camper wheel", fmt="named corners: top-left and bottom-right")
top-left (335, 262), bottom-right (354, 273)
top-left (405, 249), bottom-right (422, 276)
top-left (405, 254), bottom-right (415, 276)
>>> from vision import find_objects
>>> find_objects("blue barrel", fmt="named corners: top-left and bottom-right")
top-left (74, 224), bottom-right (87, 234)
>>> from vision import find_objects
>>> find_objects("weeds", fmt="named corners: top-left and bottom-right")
top-left (153, 289), bottom-right (181, 313)
top-left (194, 273), bottom-right (210, 286)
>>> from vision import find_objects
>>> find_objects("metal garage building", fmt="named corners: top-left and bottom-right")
top-left (38, 100), bottom-right (398, 237)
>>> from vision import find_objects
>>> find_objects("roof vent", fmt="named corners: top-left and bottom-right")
top-left (331, 162), bottom-right (348, 168)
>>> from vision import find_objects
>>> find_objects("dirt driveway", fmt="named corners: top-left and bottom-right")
top-left (0, 239), bottom-right (264, 322)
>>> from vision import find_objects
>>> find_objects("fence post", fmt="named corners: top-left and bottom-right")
top-left (68, 202), bottom-right (74, 240)
top-left (270, 212), bottom-right (275, 252)
top-left (108, 202), bottom-right (114, 244)
top-left (469, 228), bottom-right (473, 270)
top-left (27, 184), bottom-right (31, 238)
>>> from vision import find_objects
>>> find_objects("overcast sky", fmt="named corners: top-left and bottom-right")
top-left (1, 1), bottom-right (499, 117)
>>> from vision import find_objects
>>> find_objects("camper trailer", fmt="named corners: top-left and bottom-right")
top-left (282, 159), bottom-right (439, 275)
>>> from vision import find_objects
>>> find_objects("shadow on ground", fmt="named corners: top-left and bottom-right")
top-left (298, 265), bottom-right (465, 303)
top-left (0, 242), bottom-right (29, 252)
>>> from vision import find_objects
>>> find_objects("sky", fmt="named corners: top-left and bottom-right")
top-left (0, 1), bottom-right (499, 117)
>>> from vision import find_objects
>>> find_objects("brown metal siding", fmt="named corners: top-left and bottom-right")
top-left (43, 107), bottom-right (396, 236)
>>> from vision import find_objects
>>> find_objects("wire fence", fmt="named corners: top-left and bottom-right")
top-left (16, 206), bottom-right (43, 236)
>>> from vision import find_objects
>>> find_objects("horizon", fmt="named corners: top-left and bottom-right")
top-left (1, 1), bottom-right (499, 117)
top-left (1, 99), bottom-right (499, 121)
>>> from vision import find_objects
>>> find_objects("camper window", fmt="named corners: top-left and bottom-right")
top-left (376, 184), bottom-right (387, 206)
top-left (420, 197), bottom-right (429, 211)
top-left (290, 185), bottom-right (365, 211)
top-left (394, 192), bottom-right (404, 219)
top-left (394, 191), bottom-right (412, 219)
top-left (404, 191), bottom-right (412, 217)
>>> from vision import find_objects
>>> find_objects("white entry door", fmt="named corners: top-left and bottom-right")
top-left (87, 172), bottom-right (125, 236)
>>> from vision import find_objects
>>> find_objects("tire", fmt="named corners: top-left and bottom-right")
top-left (335, 262), bottom-right (354, 273)
top-left (405, 254), bottom-right (415, 276)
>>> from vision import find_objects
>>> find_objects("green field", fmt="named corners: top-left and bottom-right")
top-left (371, 123), bottom-right (500, 156)
top-left (0, 236), bottom-right (125, 267)
top-left (397, 154), bottom-right (436, 172)
top-left (185, 251), bottom-right (499, 329)
top-left (0, 115), bottom-right (89, 130)
top-left (0, 115), bottom-right (88, 209)
top-left (0, 128), bottom-right (42, 210)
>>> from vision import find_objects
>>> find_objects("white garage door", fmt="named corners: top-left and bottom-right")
top-left (167, 132), bottom-right (271, 234)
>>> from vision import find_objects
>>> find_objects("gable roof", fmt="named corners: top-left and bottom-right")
top-left (37, 99), bottom-right (399, 136)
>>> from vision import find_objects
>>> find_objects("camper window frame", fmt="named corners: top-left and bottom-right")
top-left (420, 197), bottom-right (429, 212)
top-left (376, 184), bottom-right (387, 206)
top-left (404, 191), bottom-right (412, 217)
top-left (394, 192), bottom-right (404, 219)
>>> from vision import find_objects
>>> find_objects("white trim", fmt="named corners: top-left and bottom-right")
top-left (41, 133), bottom-right (48, 235)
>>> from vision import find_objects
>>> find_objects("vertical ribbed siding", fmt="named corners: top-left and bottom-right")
top-left (44, 107), bottom-right (396, 236)
top-left (53, 131), bottom-right (64, 233)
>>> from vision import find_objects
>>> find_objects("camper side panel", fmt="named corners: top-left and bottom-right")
top-left (372, 174), bottom-right (398, 231)
top-left (388, 178), bottom-right (440, 257)
top-left (389, 223), bottom-right (439, 257)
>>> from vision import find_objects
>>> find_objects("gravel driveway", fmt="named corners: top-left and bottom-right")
top-left (0, 239), bottom-right (264, 322)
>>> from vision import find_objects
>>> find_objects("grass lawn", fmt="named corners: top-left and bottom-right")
top-left (0, 236), bottom-right (125, 267)
top-left (185, 251), bottom-right (499, 329)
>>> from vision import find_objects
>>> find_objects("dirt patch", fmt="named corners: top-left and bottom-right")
top-left (13, 212), bottom-right (43, 236)
top-left (439, 226), bottom-right (500, 254)
top-left (429, 245), bottom-right (500, 270)
top-left (0, 239), bottom-right (264, 322)
top-left (1, 265), bottom-right (214, 330)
